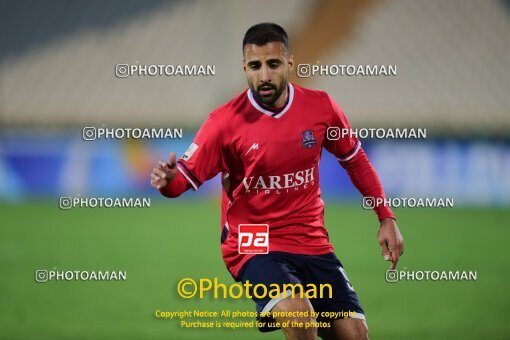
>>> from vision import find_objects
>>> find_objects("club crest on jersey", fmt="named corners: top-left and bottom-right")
top-left (301, 130), bottom-right (317, 148)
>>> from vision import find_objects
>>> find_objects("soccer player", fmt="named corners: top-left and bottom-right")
top-left (151, 23), bottom-right (404, 340)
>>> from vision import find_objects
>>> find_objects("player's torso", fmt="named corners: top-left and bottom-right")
top-left (222, 85), bottom-right (329, 216)
top-left (218, 85), bottom-right (336, 274)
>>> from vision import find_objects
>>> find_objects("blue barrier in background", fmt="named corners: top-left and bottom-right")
top-left (1, 130), bottom-right (509, 205)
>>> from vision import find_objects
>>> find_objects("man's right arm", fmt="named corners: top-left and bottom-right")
top-left (150, 151), bottom-right (192, 198)
top-left (151, 113), bottom-right (226, 197)
top-left (150, 152), bottom-right (191, 198)
top-left (159, 172), bottom-right (191, 198)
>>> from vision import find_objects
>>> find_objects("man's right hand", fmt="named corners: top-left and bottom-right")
top-left (151, 152), bottom-right (179, 190)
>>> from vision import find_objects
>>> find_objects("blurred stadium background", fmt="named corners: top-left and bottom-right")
top-left (1, 0), bottom-right (509, 339)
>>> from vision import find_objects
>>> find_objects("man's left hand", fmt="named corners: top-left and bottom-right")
top-left (377, 218), bottom-right (404, 270)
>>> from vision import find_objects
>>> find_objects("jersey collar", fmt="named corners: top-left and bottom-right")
top-left (247, 83), bottom-right (294, 119)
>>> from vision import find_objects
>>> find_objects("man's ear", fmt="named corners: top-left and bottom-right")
top-left (243, 58), bottom-right (246, 72)
top-left (288, 54), bottom-right (294, 72)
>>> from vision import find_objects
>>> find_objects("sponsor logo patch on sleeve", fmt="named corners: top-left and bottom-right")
top-left (182, 143), bottom-right (198, 161)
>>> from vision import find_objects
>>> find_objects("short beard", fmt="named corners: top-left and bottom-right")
top-left (251, 80), bottom-right (287, 108)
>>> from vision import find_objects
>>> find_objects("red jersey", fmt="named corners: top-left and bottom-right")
top-left (161, 83), bottom-right (394, 278)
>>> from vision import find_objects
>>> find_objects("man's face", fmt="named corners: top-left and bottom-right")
top-left (243, 42), bottom-right (294, 108)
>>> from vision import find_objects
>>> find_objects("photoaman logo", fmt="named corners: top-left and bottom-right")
top-left (385, 270), bottom-right (398, 283)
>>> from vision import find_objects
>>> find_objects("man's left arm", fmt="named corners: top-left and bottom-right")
top-left (322, 92), bottom-right (404, 269)
top-left (340, 148), bottom-right (404, 270)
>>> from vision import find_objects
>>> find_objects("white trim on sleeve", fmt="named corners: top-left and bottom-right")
top-left (337, 140), bottom-right (361, 162)
top-left (177, 164), bottom-right (198, 191)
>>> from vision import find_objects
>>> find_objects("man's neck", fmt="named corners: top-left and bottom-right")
top-left (255, 85), bottom-right (289, 114)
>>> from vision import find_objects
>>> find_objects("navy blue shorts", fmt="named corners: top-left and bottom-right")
top-left (237, 251), bottom-right (365, 332)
